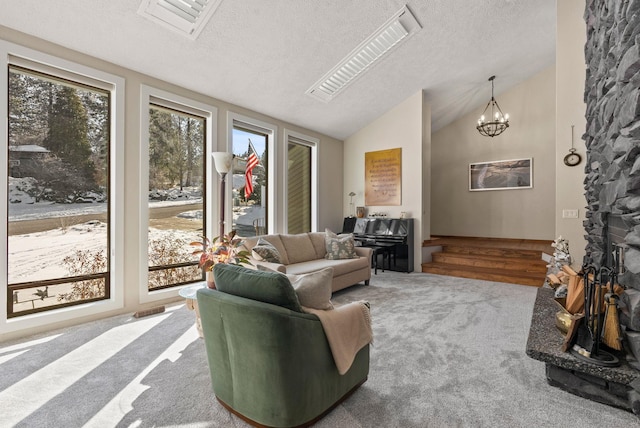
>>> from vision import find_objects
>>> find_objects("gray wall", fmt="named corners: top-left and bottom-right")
top-left (555, 0), bottom-right (589, 268)
top-left (431, 66), bottom-right (556, 241)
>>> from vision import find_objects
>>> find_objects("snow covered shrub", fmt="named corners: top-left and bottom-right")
top-left (57, 249), bottom-right (107, 302)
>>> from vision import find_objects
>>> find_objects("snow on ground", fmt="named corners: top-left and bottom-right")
top-left (8, 178), bottom-right (265, 312)
top-left (9, 200), bottom-right (106, 221)
top-left (8, 221), bottom-right (108, 283)
top-left (234, 205), bottom-right (265, 225)
top-left (8, 204), bottom-right (264, 283)
top-left (8, 177), bottom-right (264, 283)
top-left (8, 199), bottom-right (207, 222)
top-left (8, 177), bottom-right (265, 224)
top-left (8, 223), bottom-right (200, 312)
top-left (8, 177), bottom-right (205, 221)
top-left (9, 197), bottom-right (263, 226)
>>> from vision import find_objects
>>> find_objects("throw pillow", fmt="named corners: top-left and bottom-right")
top-left (324, 228), bottom-right (357, 260)
top-left (257, 265), bottom-right (334, 311)
top-left (325, 228), bottom-right (346, 238)
top-left (251, 237), bottom-right (281, 263)
top-left (214, 264), bottom-right (303, 312)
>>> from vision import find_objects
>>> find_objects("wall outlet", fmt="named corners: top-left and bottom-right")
top-left (562, 209), bottom-right (579, 219)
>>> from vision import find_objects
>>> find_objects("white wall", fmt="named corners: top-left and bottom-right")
top-left (431, 66), bottom-right (556, 241)
top-left (556, 0), bottom-right (588, 267)
top-left (343, 90), bottom-right (429, 271)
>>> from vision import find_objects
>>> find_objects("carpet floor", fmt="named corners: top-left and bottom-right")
top-left (0, 272), bottom-right (637, 427)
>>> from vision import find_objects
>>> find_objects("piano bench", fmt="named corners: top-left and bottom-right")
top-left (370, 246), bottom-right (391, 275)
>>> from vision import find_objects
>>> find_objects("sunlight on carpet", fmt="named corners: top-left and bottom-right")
top-left (0, 273), bottom-right (637, 427)
top-left (85, 323), bottom-right (199, 427)
top-left (0, 311), bottom-right (175, 426)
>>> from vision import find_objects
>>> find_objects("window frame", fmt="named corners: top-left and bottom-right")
top-left (139, 85), bottom-right (217, 304)
top-left (284, 129), bottom-right (319, 233)
top-left (227, 112), bottom-right (277, 234)
top-left (0, 41), bottom-right (125, 333)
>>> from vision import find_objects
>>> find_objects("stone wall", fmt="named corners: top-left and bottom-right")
top-left (583, 0), bottom-right (640, 290)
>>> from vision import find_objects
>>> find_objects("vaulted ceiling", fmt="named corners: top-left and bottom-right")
top-left (0, 0), bottom-right (556, 140)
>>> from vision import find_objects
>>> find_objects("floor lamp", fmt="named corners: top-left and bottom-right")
top-left (212, 152), bottom-right (233, 239)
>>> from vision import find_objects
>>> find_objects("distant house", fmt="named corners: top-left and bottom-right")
top-left (8, 144), bottom-right (50, 177)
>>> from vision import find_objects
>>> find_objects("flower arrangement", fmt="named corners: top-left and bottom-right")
top-left (190, 230), bottom-right (252, 272)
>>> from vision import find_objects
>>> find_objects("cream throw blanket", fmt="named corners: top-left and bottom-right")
top-left (303, 301), bottom-right (373, 375)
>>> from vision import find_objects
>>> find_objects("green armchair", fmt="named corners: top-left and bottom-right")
top-left (197, 264), bottom-right (370, 427)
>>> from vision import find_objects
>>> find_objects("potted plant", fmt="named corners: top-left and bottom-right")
top-left (190, 230), bottom-right (252, 288)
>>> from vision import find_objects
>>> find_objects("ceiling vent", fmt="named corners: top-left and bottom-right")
top-left (306, 5), bottom-right (421, 102)
top-left (138, 0), bottom-right (223, 40)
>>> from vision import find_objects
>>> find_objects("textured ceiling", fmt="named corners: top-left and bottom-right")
top-left (0, 0), bottom-right (556, 140)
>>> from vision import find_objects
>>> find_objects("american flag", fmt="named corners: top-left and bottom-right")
top-left (244, 143), bottom-right (259, 199)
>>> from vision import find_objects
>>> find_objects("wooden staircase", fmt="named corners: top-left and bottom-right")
top-left (421, 236), bottom-right (553, 287)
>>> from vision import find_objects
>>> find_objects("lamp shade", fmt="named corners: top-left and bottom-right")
top-left (212, 152), bottom-right (233, 174)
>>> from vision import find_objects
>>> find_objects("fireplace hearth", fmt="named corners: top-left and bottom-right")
top-left (526, 288), bottom-right (640, 416)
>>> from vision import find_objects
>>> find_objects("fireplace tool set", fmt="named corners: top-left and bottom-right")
top-left (570, 264), bottom-right (622, 367)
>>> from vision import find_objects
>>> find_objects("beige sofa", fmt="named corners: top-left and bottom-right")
top-left (242, 232), bottom-right (372, 292)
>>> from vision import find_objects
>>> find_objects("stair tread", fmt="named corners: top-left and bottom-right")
top-left (438, 247), bottom-right (548, 261)
top-left (432, 252), bottom-right (547, 264)
top-left (421, 261), bottom-right (545, 279)
top-left (423, 235), bottom-right (553, 253)
top-left (431, 256), bottom-right (547, 274)
top-left (421, 262), bottom-right (544, 287)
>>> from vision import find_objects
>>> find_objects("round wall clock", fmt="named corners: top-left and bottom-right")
top-left (564, 149), bottom-right (582, 167)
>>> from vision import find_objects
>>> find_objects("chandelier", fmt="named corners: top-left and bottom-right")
top-left (476, 75), bottom-right (509, 137)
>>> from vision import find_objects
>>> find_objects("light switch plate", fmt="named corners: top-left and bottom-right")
top-left (562, 209), bottom-right (579, 219)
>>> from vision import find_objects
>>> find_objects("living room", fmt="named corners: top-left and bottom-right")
top-left (1, 0), bottom-right (639, 426)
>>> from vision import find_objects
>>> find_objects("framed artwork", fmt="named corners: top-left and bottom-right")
top-left (469, 158), bottom-right (532, 191)
top-left (365, 148), bottom-right (402, 206)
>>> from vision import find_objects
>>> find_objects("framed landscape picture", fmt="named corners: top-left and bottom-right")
top-left (469, 158), bottom-right (532, 191)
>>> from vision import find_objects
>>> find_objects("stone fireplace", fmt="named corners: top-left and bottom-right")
top-left (526, 0), bottom-right (640, 417)
top-left (582, 0), bottom-right (640, 284)
top-left (583, 0), bottom-right (640, 367)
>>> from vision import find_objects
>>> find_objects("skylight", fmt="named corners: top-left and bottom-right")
top-left (138, 0), bottom-right (223, 39)
top-left (306, 5), bottom-right (421, 102)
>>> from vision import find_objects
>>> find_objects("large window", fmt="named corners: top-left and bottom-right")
top-left (4, 51), bottom-right (122, 321)
top-left (146, 104), bottom-right (206, 290)
top-left (230, 115), bottom-right (275, 237)
top-left (140, 86), bottom-right (216, 302)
